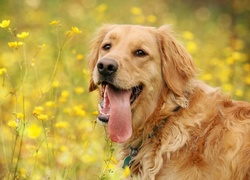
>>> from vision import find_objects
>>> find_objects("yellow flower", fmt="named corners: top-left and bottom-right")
top-left (8, 41), bottom-right (24, 49)
top-left (73, 105), bottom-right (86, 117)
top-left (65, 30), bottom-right (74, 37)
top-left (52, 80), bottom-right (60, 88)
top-left (96, 4), bottom-right (108, 13)
top-left (39, 43), bottom-right (46, 49)
top-left (183, 31), bottom-right (194, 40)
top-left (71, 27), bottom-right (82, 34)
top-left (123, 166), bottom-right (131, 178)
top-left (0, 68), bottom-right (7, 75)
top-left (0, 20), bottom-right (10, 28)
top-left (92, 111), bottom-right (98, 115)
top-left (74, 87), bottom-right (84, 94)
top-left (59, 90), bottom-right (69, 102)
top-left (61, 90), bottom-right (69, 97)
top-left (49, 20), bottom-right (60, 25)
top-left (26, 123), bottom-right (42, 139)
top-left (45, 101), bottom-right (55, 108)
top-left (55, 121), bottom-right (69, 128)
top-left (186, 41), bottom-right (197, 54)
top-left (147, 15), bottom-right (157, 23)
top-left (17, 32), bottom-right (29, 39)
top-left (33, 106), bottom-right (44, 116)
top-left (16, 113), bottom-right (24, 120)
top-left (76, 53), bottom-right (84, 61)
top-left (235, 89), bottom-right (243, 97)
top-left (111, 156), bottom-right (118, 164)
top-left (37, 114), bottom-right (49, 121)
top-left (8, 120), bottom-right (18, 128)
top-left (130, 7), bottom-right (142, 15)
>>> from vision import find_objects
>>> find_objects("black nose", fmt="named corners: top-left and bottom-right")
top-left (97, 58), bottom-right (118, 76)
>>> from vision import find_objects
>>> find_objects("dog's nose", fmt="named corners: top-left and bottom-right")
top-left (97, 58), bottom-right (118, 76)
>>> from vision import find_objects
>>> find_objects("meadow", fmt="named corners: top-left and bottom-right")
top-left (0, 0), bottom-right (249, 179)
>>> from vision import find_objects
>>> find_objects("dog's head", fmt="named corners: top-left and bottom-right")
top-left (88, 24), bottom-right (196, 143)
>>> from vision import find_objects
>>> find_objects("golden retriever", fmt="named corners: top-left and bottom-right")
top-left (88, 24), bottom-right (250, 179)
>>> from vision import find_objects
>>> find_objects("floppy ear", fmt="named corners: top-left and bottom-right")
top-left (158, 25), bottom-right (196, 102)
top-left (88, 25), bottom-right (115, 92)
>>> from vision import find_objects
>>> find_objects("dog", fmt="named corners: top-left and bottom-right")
top-left (88, 24), bottom-right (250, 179)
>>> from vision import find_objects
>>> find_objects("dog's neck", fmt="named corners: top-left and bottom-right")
top-left (120, 89), bottom-right (185, 169)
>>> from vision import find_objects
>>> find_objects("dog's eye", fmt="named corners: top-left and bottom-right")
top-left (134, 49), bottom-right (147, 57)
top-left (102, 44), bottom-right (111, 51)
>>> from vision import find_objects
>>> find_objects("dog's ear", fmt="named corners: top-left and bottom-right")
top-left (88, 25), bottom-right (115, 92)
top-left (158, 25), bottom-right (196, 102)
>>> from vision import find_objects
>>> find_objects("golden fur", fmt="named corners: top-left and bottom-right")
top-left (88, 24), bottom-right (250, 179)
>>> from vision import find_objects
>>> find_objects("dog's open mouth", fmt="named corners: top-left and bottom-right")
top-left (97, 82), bottom-right (142, 143)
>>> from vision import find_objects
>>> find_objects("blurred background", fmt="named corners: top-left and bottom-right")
top-left (0, 0), bottom-right (249, 179)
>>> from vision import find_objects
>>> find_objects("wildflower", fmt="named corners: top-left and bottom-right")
top-left (49, 20), bottom-right (60, 26)
top-left (16, 113), bottom-right (24, 120)
top-left (8, 41), bottom-right (23, 49)
top-left (65, 30), bottom-right (74, 37)
top-left (123, 166), bottom-right (131, 178)
top-left (235, 89), bottom-right (243, 97)
top-left (55, 121), bottom-right (69, 128)
top-left (52, 80), bottom-right (60, 88)
top-left (33, 106), bottom-right (44, 116)
top-left (26, 123), bottom-right (42, 139)
top-left (82, 154), bottom-right (96, 163)
top-left (7, 120), bottom-right (18, 128)
top-left (37, 114), bottom-right (48, 121)
top-left (17, 32), bottom-right (29, 39)
top-left (0, 68), bottom-right (7, 75)
top-left (222, 83), bottom-right (232, 93)
top-left (147, 15), bottom-right (157, 23)
top-left (130, 7), bottom-right (142, 15)
top-left (92, 111), bottom-right (98, 115)
top-left (96, 4), bottom-right (107, 13)
top-left (183, 31), bottom-right (194, 40)
top-left (45, 101), bottom-right (55, 108)
top-left (73, 105), bottom-right (86, 117)
top-left (0, 20), bottom-right (10, 28)
top-left (59, 90), bottom-right (69, 102)
top-left (61, 90), bottom-right (69, 97)
top-left (74, 87), bottom-right (84, 94)
top-left (71, 26), bottom-right (82, 34)
top-left (186, 41), bottom-right (197, 54)
top-left (39, 43), bottom-right (46, 49)
top-left (111, 156), bottom-right (118, 164)
top-left (76, 53), bottom-right (84, 61)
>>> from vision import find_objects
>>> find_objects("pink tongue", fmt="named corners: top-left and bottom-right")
top-left (107, 85), bottom-right (132, 143)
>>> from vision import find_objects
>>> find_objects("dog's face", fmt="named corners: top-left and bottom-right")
top-left (88, 25), bottom-right (196, 143)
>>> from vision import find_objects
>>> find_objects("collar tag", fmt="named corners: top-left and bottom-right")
top-left (122, 155), bottom-right (132, 169)
top-left (122, 147), bottom-right (139, 169)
